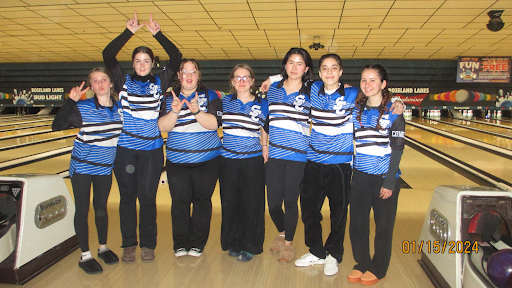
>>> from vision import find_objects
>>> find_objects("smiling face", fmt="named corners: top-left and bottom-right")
top-left (285, 54), bottom-right (309, 81)
top-left (360, 68), bottom-right (387, 102)
top-left (319, 57), bottom-right (343, 91)
top-left (132, 52), bottom-right (153, 77)
top-left (178, 61), bottom-right (199, 93)
top-left (89, 71), bottom-right (113, 98)
top-left (231, 68), bottom-right (254, 95)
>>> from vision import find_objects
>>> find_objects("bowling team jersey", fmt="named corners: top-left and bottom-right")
top-left (308, 81), bottom-right (358, 164)
top-left (221, 94), bottom-right (269, 159)
top-left (353, 102), bottom-right (405, 177)
top-left (162, 89), bottom-right (222, 163)
top-left (103, 28), bottom-right (181, 151)
top-left (266, 80), bottom-right (311, 162)
top-left (53, 96), bottom-right (123, 177)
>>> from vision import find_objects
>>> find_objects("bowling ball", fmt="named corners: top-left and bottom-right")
top-left (449, 90), bottom-right (457, 102)
top-left (455, 89), bottom-right (469, 103)
top-left (487, 249), bottom-right (512, 288)
top-left (0, 92), bottom-right (4, 100)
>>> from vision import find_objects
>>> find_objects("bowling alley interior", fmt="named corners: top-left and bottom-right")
top-left (2, 0), bottom-right (512, 288)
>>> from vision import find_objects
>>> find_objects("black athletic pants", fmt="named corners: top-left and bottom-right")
top-left (219, 156), bottom-right (265, 255)
top-left (265, 158), bottom-right (306, 242)
top-left (300, 161), bottom-right (351, 262)
top-left (349, 168), bottom-right (401, 279)
top-left (166, 157), bottom-right (219, 251)
top-left (71, 172), bottom-right (112, 252)
top-left (114, 146), bottom-right (163, 250)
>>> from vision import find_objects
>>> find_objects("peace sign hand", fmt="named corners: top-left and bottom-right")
top-left (145, 13), bottom-right (161, 36)
top-left (184, 92), bottom-right (200, 115)
top-left (127, 11), bottom-right (144, 34)
top-left (69, 81), bottom-right (89, 102)
top-left (170, 90), bottom-right (185, 115)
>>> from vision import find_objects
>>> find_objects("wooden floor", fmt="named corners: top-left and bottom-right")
top-left (0, 115), bottom-right (492, 288)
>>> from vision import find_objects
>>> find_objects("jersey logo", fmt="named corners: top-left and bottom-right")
top-left (149, 83), bottom-right (159, 95)
top-left (379, 114), bottom-right (390, 129)
top-left (333, 97), bottom-right (346, 115)
top-left (293, 95), bottom-right (306, 111)
top-left (250, 105), bottom-right (262, 121)
top-left (198, 94), bottom-right (208, 112)
top-left (117, 108), bottom-right (124, 121)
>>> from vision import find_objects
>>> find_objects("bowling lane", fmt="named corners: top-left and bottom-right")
top-left (406, 124), bottom-right (512, 183)
top-left (0, 120), bottom-right (53, 131)
top-left (409, 117), bottom-right (512, 150)
top-left (0, 129), bottom-right (77, 149)
top-left (0, 115), bottom-right (53, 122)
top-left (0, 154), bottom-right (71, 175)
top-left (0, 118), bottom-right (53, 128)
top-left (0, 125), bottom-right (52, 138)
top-left (0, 137), bottom-right (75, 162)
top-left (474, 116), bottom-right (512, 127)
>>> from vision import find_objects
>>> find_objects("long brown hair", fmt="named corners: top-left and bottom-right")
top-left (355, 64), bottom-right (390, 130)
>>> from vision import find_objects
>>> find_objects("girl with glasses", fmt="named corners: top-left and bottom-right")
top-left (219, 64), bottom-right (268, 262)
top-left (158, 59), bottom-right (222, 258)
top-left (102, 11), bottom-right (181, 262)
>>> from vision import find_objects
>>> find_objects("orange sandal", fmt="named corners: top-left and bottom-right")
top-left (269, 235), bottom-right (285, 253)
top-left (360, 271), bottom-right (383, 286)
top-left (347, 269), bottom-right (363, 283)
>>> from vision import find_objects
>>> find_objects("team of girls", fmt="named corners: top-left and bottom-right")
top-left (52, 67), bottom-right (123, 274)
top-left (102, 11), bottom-right (181, 262)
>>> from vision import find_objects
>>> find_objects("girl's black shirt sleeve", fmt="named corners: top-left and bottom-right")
top-left (52, 98), bottom-right (82, 131)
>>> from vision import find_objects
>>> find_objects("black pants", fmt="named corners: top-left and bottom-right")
top-left (114, 146), bottom-right (163, 249)
top-left (219, 156), bottom-right (265, 255)
top-left (266, 158), bottom-right (306, 242)
top-left (166, 157), bottom-right (219, 251)
top-left (71, 173), bottom-right (112, 252)
top-left (300, 161), bottom-right (351, 262)
top-left (349, 169), bottom-right (400, 279)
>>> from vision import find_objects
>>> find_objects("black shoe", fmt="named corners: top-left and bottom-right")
top-left (78, 258), bottom-right (103, 274)
top-left (98, 249), bottom-right (119, 265)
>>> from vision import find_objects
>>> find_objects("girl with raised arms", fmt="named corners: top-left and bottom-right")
top-left (103, 11), bottom-right (181, 262)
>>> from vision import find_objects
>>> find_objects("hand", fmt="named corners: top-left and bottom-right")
top-left (262, 145), bottom-right (269, 163)
top-left (126, 11), bottom-right (144, 34)
top-left (145, 13), bottom-right (160, 36)
top-left (260, 78), bottom-right (271, 93)
top-left (390, 100), bottom-right (405, 115)
top-left (69, 81), bottom-right (89, 102)
top-left (184, 92), bottom-right (200, 115)
top-left (379, 187), bottom-right (393, 199)
top-left (344, 83), bottom-right (352, 88)
top-left (170, 89), bottom-right (185, 115)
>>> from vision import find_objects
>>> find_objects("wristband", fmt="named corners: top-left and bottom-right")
top-left (171, 110), bottom-right (179, 115)
top-left (191, 110), bottom-right (200, 115)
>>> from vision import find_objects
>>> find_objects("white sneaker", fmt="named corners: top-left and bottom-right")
top-left (174, 248), bottom-right (188, 257)
top-left (294, 252), bottom-right (326, 267)
top-left (324, 255), bottom-right (338, 276)
top-left (188, 248), bottom-right (203, 257)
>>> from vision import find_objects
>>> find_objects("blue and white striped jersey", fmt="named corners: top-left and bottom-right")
top-left (117, 74), bottom-right (163, 150)
top-left (164, 89), bottom-right (222, 163)
top-left (267, 80), bottom-right (311, 162)
top-left (308, 81), bottom-right (358, 164)
top-left (221, 94), bottom-right (269, 159)
top-left (70, 97), bottom-right (123, 176)
top-left (353, 102), bottom-right (405, 177)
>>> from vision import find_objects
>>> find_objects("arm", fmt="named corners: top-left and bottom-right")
top-left (158, 90), bottom-right (185, 133)
top-left (52, 83), bottom-right (87, 131)
top-left (186, 92), bottom-right (222, 130)
top-left (260, 74), bottom-right (282, 93)
top-left (146, 13), bottom-right (182, 92)
top-left (261, 128), bottom-right (269, 163)
top-left (381, 115), bottom-right (405, 199)
top-left (389, 97), bottom-right (405, 115)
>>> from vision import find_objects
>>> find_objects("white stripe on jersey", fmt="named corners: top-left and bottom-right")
top-left (356, 144), bottom-right (391, 157)
top-left (270, 119), bottom-right (310, 136)
top-left (76, 135), bottom-right (120, 147)
top-left (312, 123), bottom-right (353, 136)
top-left (173, 120), bottom-right (213, 133)
top-left (268, 104), bottom-right (310, 121)
top-left (81, 123), bottom-right (123, 133)
top-left (222, 115), bottom-right (261, 130)
top-left (223, 127), bottom-right (260, 138)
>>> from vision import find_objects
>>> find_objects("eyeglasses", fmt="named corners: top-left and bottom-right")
top-left (233, 76), bottom-right (252, 83)
top-left (180, 70), bottom-right (198, 76)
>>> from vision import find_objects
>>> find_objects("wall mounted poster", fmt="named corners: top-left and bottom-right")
top-left (457, 56), bottom-right (510, 83)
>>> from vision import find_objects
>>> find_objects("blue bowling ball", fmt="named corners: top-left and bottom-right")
top-left (487, 249), bottom-right (512, 288)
